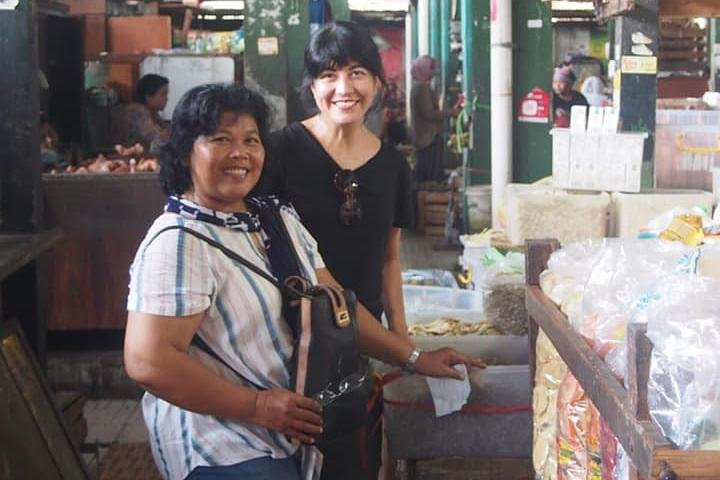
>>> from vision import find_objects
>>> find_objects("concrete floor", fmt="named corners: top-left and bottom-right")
top-left (68, 232), bottom-right (532, 479)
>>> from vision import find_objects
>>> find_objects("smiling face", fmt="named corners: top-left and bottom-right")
top-left (310, 60), bottom-right (381, 126)
top-left (185, 112), bottom-right (264, 212)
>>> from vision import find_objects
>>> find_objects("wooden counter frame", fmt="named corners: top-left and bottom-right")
top-left (525, 239), bottom-right (720, 480)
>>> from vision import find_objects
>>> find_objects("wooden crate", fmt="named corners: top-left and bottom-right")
top-left (525, 239), bottom-right (720, 480)
top-left (416, 191), bottom-right (451, 236)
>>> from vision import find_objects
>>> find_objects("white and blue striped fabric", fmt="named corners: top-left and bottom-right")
top-left (127, 202), bottom-right (325, 480)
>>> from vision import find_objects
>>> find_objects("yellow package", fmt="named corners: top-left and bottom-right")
top-left (659, 214), bottom-right (704, 246)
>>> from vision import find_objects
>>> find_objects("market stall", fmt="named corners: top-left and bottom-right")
top-left (525, 238), bottom-right (720, 479)
top-left (41, 172), bottom-right (164, 330)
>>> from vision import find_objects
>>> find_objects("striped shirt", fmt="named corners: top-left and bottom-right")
top-left (127, 202), bottom-right (325, 480)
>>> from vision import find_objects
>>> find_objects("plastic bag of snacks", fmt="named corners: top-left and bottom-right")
top-left (533, 331), bottom-right (569, 480)
top-left (644, 274), bottom-right (720, 450)
top-left (556, 372), bottom-right (602, 480)
top-left (576, 239), bottom-right (694, 381)
top-left (479, 247), bottom-right (526, 335)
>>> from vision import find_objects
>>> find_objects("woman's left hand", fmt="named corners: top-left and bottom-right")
top-left (414, 348), bottom-right (486, 379)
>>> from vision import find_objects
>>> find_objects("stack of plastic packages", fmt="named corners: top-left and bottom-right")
top-left (538, 238), bottom-right (712, 479)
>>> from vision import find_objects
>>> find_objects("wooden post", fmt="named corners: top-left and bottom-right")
top-left (627, 322), bottom-right (653, 421)
top-left (0, 0), bottom-right (47, 366)
top-left (524, 238), bottom-right (560, 391)
top-left (0, 0), bottom-right (43, 233)
top-left (614, 0), bottom-right (660, 188)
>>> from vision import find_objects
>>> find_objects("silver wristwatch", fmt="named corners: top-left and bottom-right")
top-left (402, 349), bottom-right (421, 373)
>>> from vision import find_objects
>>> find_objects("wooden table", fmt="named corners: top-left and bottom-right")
top-left (0, 229), bottom-right (63, 367)
top-left (525, 239), bottom-right (720, 480)
top-left (0, 230), bottom-right (63, 281)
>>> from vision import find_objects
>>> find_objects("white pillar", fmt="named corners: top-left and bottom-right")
top-left (490, 0), bottom-right (513, 228)
top-left (417, 0), bottom-right (430, 56)
top-left (405, 9), bottom-right (414, 129)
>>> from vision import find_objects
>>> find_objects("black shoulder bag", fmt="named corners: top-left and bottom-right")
top-left (146, 224), bottom-right (368, 442)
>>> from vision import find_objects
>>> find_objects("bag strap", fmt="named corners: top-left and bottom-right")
top-left (146, 225), bottom-right (301, 299)
top-left (143, 223), bottom-right (304, 390)
top-left (191, 335), bottom-right (266, 391)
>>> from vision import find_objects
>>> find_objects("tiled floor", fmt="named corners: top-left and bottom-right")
top-left (85, 399), bottom-right (147, 445)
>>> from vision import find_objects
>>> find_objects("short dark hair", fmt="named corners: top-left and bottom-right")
top-left (300, 21), bottom-right (386, 113)
top-left (134, 74), bottom-right (169, 104)
top-left (157, 83), bottom-right (272, 196)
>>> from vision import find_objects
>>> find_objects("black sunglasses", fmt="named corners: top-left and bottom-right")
top-left (333, 169), bottom-right (362, 226)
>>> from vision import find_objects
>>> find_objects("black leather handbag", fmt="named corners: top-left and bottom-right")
top-left (148, 225), bottom-right (368, 441)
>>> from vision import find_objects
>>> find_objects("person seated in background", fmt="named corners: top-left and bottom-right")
top-left (40, 114), bottom-right (67, 170)
top-left (111, 74), bottom-right (170, 151)
top-left (552, 65), bottom-right (589, 128)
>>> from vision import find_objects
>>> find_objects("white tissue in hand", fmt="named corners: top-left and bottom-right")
top-left (425, 364), bottom-right (471, 417)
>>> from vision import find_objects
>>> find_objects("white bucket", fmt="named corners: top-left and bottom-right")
top-left (465, 185), bottom-right (492, 232)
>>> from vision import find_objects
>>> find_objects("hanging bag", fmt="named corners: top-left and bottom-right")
top-left (146, 224), bottom-right (368, 441)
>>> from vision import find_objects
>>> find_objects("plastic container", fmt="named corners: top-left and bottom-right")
top-left (609, 189), bottom-right (714, 238)
top-left (465, 185), bottom-right (492, 233)
top-left (503, 184), bottom-right (610, 245)
top-left (654, 110), bottom-right (720, 191)
top-left (403, 285), bottom-right (484, 323)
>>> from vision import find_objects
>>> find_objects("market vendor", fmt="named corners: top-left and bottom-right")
top-left (111, 73), bottom-right (170, 151)
top-left (552, 65), bottom-right (589, 128)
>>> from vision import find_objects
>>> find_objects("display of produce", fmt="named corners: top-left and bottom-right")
top-left (48, 144), bottom-right (159, 175)
top-left (407, 317), bottom-right (501, 336)
top-left (536, 231), bottom-right (720, 480)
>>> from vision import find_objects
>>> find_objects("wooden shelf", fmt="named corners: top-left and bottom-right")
top-left (525, 239), bottom-right (720, 480)
top-left (0, 229), bottom-right (63, 282)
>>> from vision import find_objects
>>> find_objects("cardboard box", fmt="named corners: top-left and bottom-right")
top-left (609, 190), bottom-right (714, 238)
top-left (551, 129), bottom-right (647, 193)
top-left (108, 16), bottom-right (171, 54)
top-left (83, 14), bottom-right (106, 57)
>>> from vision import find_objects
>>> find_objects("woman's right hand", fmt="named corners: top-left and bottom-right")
top-left (252, 389), bottom-right (323, 444)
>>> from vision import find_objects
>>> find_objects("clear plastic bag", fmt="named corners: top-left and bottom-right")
top-left (644, 274), bottom-right (720, 450)
top-left (540, 240), bottom-right (608, 321)
top-left (576, 239), bottom-right (694, 381)
top-left (479, 247), bottom-right (527, 335)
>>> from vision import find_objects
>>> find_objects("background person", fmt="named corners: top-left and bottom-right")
top-left (111, 73), bottom-right (170, 151)
top-left (552, 65), bottom-right (589, 128)
top-left (409, 55), bottom-right (455, 183)
top-left (124, 82), bottom-right (484, 480)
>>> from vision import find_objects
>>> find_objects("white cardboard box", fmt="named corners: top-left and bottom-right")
top-left (551, 129), bottom-right (647, 193)
top-left (609, 190), bottom-right (714, 238)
